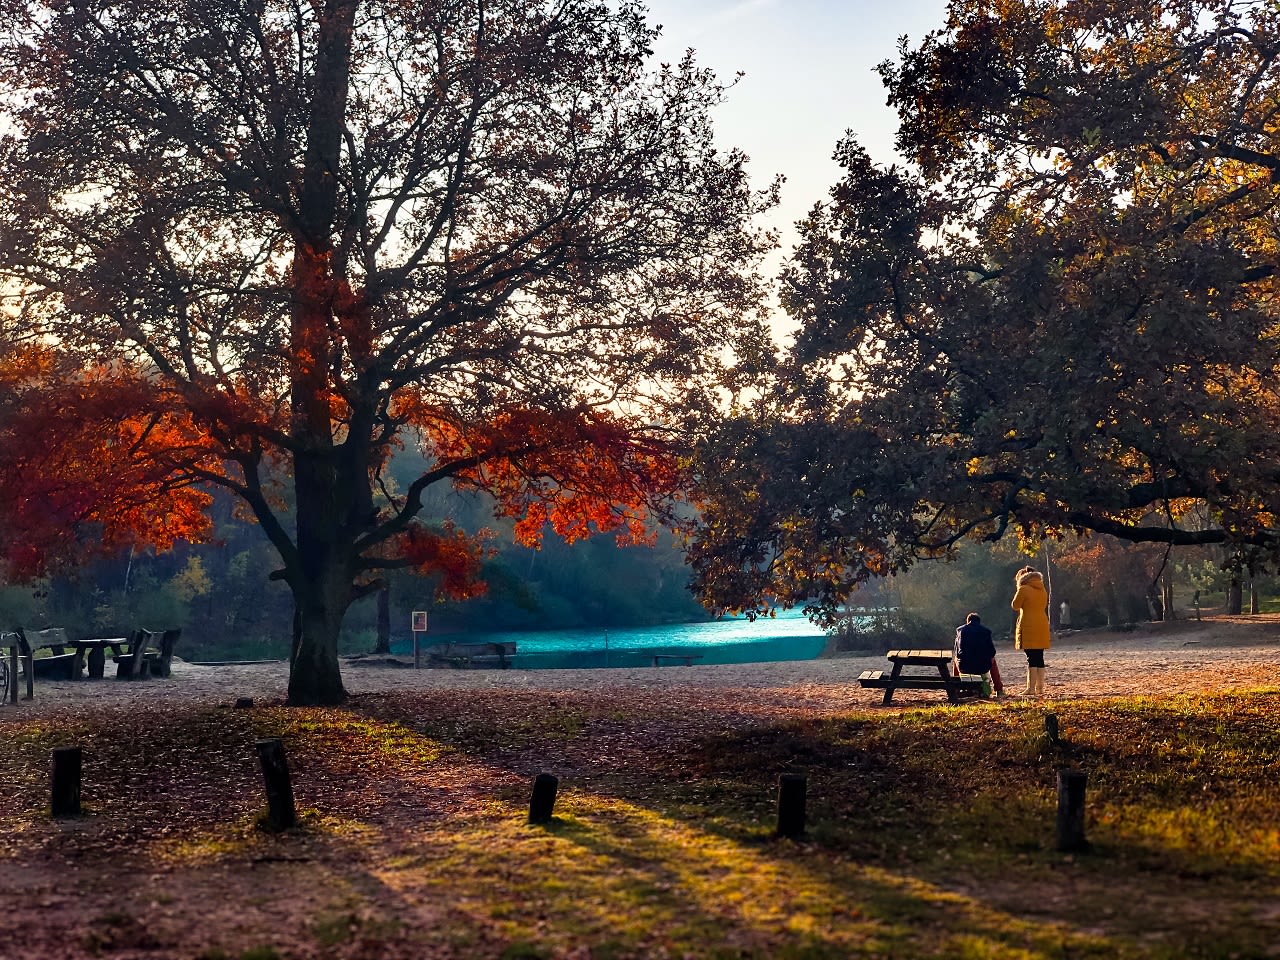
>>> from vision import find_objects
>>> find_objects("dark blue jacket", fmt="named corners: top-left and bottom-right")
top-left (954, 621), bottom-right (996, 674)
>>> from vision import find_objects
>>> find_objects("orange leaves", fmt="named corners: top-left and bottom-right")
top-left (411, 404), bottom-right (683, 550)
top-left (0, 345), bottom-right (220, 580)
top-left (394, 521), bottom-right (491, 601)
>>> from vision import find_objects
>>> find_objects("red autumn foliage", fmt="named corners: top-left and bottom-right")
top-left (412, 404), bottom-right (684, 550)
top-left (393, 521), bottom-right (491, 601)
top-left (0, 345), bottom-right (216, 579)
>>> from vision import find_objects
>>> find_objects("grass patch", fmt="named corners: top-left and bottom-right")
top-left (3, 690), bottom-right (1279, 957)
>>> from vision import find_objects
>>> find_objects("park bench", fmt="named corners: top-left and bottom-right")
top-left (141, 628), bottom-right (182, 678)
top-left (112, 631), bottom-right (152, 679)
top-left (651, 654), bottom-right (704, 667)
top-left (422, 641), bottom-right (516, 669)
top-left (23, 628), bottom-right (80, 681)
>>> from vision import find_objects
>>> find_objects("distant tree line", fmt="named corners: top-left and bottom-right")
top-left (0, 482), bottom-right (708, 662)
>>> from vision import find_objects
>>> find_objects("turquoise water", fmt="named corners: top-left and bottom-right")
top-left (390, 609), bottom-right (828, 669)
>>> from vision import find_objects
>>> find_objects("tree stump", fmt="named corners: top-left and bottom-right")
top-left (254, 738), bottom-right (297, 831)
top-left (528, 773), bottom-right (558, 824)
top-left (51, 746), bottom-right (82, 818)
top-left (234, 697), bottom-right (254, 709)
top-left (1056, 768), bottom-right (1088, 852)
top-left (776, 773), bottom-right (806, 838)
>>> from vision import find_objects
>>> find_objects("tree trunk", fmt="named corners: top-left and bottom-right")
top-left (1250, 581), bottom-right (1260, 615)
top-left (289, 585), bottom-right (347, 705)
top-left (282, 0), bottom-right (359, 709)
top-left (374, 581), bottom-right (391, 655)
top-left (1161, 573), bottom-right (1174, 621)
top-left (1228, 578), bottom-right (1243, 615)
top-left (287, 453), bottom-right (351, 706)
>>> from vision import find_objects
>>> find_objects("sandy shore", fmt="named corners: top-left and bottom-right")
top-left (5, 615), bottom-right (1279, 719)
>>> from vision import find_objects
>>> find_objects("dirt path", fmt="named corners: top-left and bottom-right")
top-left (5, 614), bottom-right (1279, 719)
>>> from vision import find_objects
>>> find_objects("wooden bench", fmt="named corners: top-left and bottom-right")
top-left (652, 654), bottom-right (704, 667)
top-left (141, 628), bottom-right (181, 678)
top-left (858, 669), bottom-right (984, 695)
top-left (421, 641), bottom-right (516, 669)
top-left (113, 631), bottom-right (152, 680)
top-left (25, 628), bottom-right (80, 681)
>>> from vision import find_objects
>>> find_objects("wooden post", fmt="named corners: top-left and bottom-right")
top-left (51, 746), bottom-right (82, 818)
top-left (1045, 713), bottom-right (1060, 745)
top-left (12, 642), bottom-right (32, 701)
top-left (528, 772), bottom-right (558, 824)
top-left (776, 773), bottom-right (806, 838)
top-left (254, 738), bottom-right (297, 831)
top-left (411, 611), bottom-right (428, 669)
top-left (1056, 769), bottom-right (1088, 852)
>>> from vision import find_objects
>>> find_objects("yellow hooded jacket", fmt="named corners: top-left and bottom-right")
top-left (1011, 569), bottom-right (1051, 650)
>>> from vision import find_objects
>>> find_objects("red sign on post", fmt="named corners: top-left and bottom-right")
top-left (411, 611), bottom-right (428, 669)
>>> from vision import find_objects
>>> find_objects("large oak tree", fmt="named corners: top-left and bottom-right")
top-left (0, 0), bottom-right (775, 702)
top-left (689, 0), bottom-right (1280, 620)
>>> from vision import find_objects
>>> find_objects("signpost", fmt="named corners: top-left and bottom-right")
top-left (411, 610), bottom-right (429, 669)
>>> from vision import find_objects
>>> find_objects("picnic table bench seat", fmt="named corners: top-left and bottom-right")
top-left (858, 669), bottom-right (984, 694)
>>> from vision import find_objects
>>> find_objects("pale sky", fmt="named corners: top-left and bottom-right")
top-left (644, 0), bottom-right (950, 262)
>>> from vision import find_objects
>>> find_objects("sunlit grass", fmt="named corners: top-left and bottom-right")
top-left (2, 690), bottom-right (1279, 957)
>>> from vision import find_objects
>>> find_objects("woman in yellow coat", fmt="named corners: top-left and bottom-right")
top-left (1010, 566), bottom-right (1051, 695)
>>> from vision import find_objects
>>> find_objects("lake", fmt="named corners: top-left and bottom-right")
top-left (391, 608), bottom-right (829, 669)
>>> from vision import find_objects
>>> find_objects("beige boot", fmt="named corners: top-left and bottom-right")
top-left (1035, 666), bottom-right (1048, 695)
top-left (1029, 666), bottom-right (1045, 695)
top-left (1021, 667), bottom-right (1036, 697)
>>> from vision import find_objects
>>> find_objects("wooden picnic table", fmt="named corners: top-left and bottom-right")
top-left (857, 648), bottom-right (984, 705)
top-left (38, 636), bottom-right (131, 680)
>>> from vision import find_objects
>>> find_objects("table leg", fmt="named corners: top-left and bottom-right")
top-left (69, 648), bottom-right (87, 680)
top-left (6, 644), bottom-right (14, 704)
top-left (883, 661), bottom-right (903, 706)
top-left (935, 663), bottom-right (960, 703)
top-left (87, 647), bottom-right (106, 679)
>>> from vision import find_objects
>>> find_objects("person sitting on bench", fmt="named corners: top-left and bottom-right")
top-left (953, 612), bottom-right (1004, 700)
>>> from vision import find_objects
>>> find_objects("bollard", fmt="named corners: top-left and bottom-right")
top-left (51, 746), bottom-right (82, 818)
top-left (529, 772), bottom-right (559, 824)
top-left (1045, 713), bottom-right (1060, 745)
top-left (1056, 768), bottom-right (1088, 852)
top-left (776, 773), bottom-right (807, 838)
top-left (254, 738), bottom-right (297, 831)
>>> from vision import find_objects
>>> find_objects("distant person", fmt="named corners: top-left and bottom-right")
top-left (953, 612), bottom-right (1004, 699)
top-left (1059, 599), bottom-right (1071, 629)
top-left (1011, 566), bottom-right (1052, 695)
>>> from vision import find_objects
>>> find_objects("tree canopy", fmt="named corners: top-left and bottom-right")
top-left (689, 0), bottom-right (1280, 620)
top-left (0, 0), bottom-right (775, 702)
